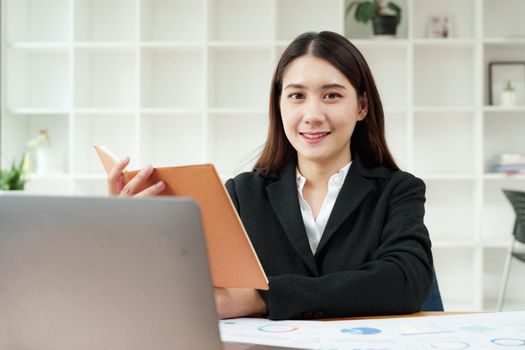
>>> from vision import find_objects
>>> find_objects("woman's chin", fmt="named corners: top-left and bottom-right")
top-left (297, 151), bottom-right (332, 164)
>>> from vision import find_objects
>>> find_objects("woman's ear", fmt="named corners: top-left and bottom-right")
top-left (358, 92), bottom-right (369, 121)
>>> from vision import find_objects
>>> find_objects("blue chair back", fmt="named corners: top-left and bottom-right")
top-left (420, 268), bottom-right (444, 311)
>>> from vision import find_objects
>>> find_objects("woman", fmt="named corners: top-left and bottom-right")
top-left (108, 31), bottom-right (433, 320)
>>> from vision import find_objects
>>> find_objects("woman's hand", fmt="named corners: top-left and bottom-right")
top-left (214, 288), bottom-right (267, 319)
top-left (107, 156), bottom-right (165, 196)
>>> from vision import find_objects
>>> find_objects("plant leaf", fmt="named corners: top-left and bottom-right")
top-left (387, 2), bottom-right (402, 24)
top-left (355, 2), bottom-right (376, 23)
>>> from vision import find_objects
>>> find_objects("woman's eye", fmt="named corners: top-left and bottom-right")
top-left (324, 92), bottom-right (342, 100)
top-left (288, 92), bottom-right (304, 100)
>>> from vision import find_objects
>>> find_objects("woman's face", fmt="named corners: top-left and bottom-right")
top-left (279, 55), bottom-right (367, 169)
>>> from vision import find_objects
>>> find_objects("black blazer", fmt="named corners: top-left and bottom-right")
top-left (225, 156), bottom-right (433, 320)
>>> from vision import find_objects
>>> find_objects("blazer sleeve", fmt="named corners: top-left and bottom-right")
top-left (226, 175), bottom-right (433, 320)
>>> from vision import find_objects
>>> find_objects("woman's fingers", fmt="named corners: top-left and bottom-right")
top-left (107, 156), bottom-right (130, 196)
top-left (120, 164), bottom-right (154, 196)
top-left (136, 181), bottom-right (165, 197)
top-left (107, 159), bottom-right (164, 197)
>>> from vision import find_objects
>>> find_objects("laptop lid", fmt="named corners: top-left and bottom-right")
top-left (0, 195), bottom-right (222, 350)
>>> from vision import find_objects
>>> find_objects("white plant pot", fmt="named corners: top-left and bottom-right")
top-left (500, 90), bottom-right (516, 107)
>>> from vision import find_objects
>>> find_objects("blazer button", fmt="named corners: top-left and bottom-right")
top-left (314, 311), bottom-right (325, 319)
top-left (303, 312), bottom-right (314, 319)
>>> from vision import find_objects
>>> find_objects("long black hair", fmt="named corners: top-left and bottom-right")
top-left (254, 31), bottom-right (399, 175)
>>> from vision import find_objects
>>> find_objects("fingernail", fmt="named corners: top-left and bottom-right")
top-left (142, 164), bottom-right (152, 173)
top-left (156, 181), bottom-right (165, 190)
top-left (120, 156), bottom-right (130, 164)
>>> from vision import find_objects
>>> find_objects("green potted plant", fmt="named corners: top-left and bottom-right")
top-left (0, 157), bottom-right (27, 191)
top-left (346, 0), bottom-right (402, 37)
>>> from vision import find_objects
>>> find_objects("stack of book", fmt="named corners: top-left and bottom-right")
top-left (491, 153), bottom-right (525, 174)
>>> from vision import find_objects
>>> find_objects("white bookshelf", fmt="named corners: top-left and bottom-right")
top-left (2, 0), bottom-right (525, 312)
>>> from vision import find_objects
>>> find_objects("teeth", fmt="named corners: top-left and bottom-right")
top-left (302, 132), bottom-right (328, 139)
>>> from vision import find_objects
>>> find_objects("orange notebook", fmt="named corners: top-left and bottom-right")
top-left (94, 145), bottom-right (269, 290)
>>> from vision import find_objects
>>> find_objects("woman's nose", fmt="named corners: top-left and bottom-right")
top-left (303, 99), bottom-right (325, 124)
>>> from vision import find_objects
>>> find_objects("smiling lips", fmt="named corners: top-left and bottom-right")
top-left (300, 131), bottom-right (331, 144)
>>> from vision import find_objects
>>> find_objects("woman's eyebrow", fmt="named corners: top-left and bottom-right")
top-left (321, 83), bottom-right (347, 90)
top-left (283, 83), bottom-right (305, 90)
top-left (283, 83), bottom-right (347, 90)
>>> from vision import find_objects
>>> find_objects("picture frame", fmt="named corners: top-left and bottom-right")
top-left (489, 62), bottom-right (525, 106)
top-left (426, 15), bottom-right (452, 38)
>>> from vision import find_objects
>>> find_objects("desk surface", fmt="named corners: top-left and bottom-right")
top-left (223, 311), bottom-right (522, 350)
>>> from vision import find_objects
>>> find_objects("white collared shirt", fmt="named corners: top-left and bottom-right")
top-left (296, 162), bottom-right (352, 254)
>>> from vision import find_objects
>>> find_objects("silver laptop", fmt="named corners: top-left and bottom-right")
top-left (0, 195), bottom-right (295, 350)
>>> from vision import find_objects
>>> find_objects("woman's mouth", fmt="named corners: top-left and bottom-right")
top-left (300, 132), bottom-right (331, 144)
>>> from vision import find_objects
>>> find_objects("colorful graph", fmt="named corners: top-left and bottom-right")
top-left (340, 327), bottom-right (382, 335)
top-left (490, 338), bottom-right (525, 346)
top-left (257, 324), bottom-right (299, 333)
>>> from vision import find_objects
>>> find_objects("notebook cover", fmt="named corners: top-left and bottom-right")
top-left (94, 146), bottom-right (269, 290)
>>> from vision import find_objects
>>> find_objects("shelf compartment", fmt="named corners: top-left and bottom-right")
top-left (424, 179), bottom-right (476, 242)
top-left (483, 45), bottom-right (525, 106)
top-left (358, 46), bottom-right (407, 109)
top-left (412, 0), bottom-right (475, 39)
top-left (208, 0), bottom-right (272, 42)
top-left (7, 50), bottom-right (69, 110)
top-left (2, 112), bottom-right (69, 176)
top-left (141, 48), bottom-right (204, 109)
top-left (414, 112), bottom-right (475, 175)
top-left (414, 46), bottom-right (475, 107)
top-left (344, 0), bottom-right (408, 40)
top-left (482, 247), bottom-right (525, 312)
top-left (432, 247), bottom-right (477, 311)
top-left (278, 0), bottom-right (342, 41)
top-left (141, 0), bottom-right (204, 42)
top-left (208, 113), bottom-right (267, 176)
top-left (208, 48), bottom-right (272, 108)
top-left (482, 179), bottom-right (525, 241)
top-left (483, 0), bottom-right (525, 40)
top-left (6, 0), bottom-right (70, 42)
top-left (73, 113), bottom-right (136, 175)
top-left (483, 113), bottom-right (525, 172)
top-left (384, 112), bottom-right (408, 170)
top-left (140, 114), bottom-right (205, 167)
top-left (74, 0), bottom-right (137, 42)
top-left (74, 48), bottom-right (136, 108)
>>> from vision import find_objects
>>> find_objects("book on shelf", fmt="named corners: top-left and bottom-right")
top-left (490, 153), bottom-right (525, 174)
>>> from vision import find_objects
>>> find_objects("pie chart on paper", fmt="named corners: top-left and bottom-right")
top-left (340, 327), bottom-right (382, 335)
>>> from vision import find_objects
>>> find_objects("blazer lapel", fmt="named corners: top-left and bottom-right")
top-left (266, 160), bottom-right (319, 275)
top-left (315, 157), bottom-right (381, 255)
